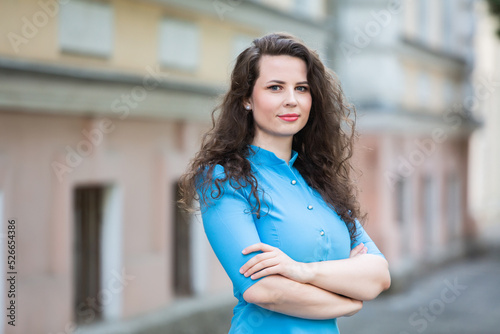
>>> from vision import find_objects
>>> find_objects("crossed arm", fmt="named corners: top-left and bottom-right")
top-left (200, 167), bottom-right (391, 321)
top-left (241, 242), bottom-right (391, 319)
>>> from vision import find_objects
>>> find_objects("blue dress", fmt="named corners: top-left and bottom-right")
top-left (199, 145), bottom-right (385, 334)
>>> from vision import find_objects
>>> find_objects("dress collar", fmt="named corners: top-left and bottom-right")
top-left (248, 145), bottom-right (299, 167)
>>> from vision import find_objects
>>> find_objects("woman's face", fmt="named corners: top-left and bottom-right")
top-left (247, 55), bottom-right (312, 145)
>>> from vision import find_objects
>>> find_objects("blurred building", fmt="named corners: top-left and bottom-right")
top-left (470, 0), bottom-right (500, 246)
top-left (0, 0), bottom-right (330, 333)
top-left (0, 0), bottom-right (485, 333)
top-left (332, 0), bottom-right (478, 282)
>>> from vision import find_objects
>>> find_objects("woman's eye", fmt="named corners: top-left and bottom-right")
top-left (268, 85), bottom-right (281, 91)
top-left (296, 86), bottom-right (308, 92)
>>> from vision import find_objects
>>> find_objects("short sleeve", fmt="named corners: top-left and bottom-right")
top-left (198, 165), bottom-right (263, 296)
top-left (351, 220), bottom-right (385, 259)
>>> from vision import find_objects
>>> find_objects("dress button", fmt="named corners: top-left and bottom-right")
top-left (291, 180), bottom-right (297, 185)
top-left (307, 205), bottom-right (313, 210)
top-left (320, 230), bottom-right (325, 236)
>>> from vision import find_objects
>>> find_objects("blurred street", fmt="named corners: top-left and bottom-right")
top-left (134, 248), bottom-right (500, 334)
top-left (339, 249), bottom-right (500, 334)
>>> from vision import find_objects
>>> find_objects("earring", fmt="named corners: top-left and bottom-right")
top-left (245, 105), bottom-right (251, 110)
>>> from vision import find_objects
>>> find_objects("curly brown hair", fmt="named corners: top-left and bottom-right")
top-left (179, 32), bottom-right (364, 242)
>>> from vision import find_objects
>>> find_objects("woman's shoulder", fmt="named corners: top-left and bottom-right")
top-left (197, 163), bottom-right (252, 202)
top-left (199, 163), bottom-right (227, 181)
top-left (198, 164), bottom-right (242, 189)
top-left (212, 164), bottom-right (227, 177)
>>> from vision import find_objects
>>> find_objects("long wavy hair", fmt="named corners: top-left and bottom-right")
top-left (179, 32), bottom-right (364, 242)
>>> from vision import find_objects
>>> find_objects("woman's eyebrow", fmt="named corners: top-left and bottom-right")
top-left (266, 80), bottom-right (309, 85)
top-left (266, 80), bottom-right (286, 84)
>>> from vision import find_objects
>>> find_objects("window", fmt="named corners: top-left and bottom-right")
top-left (417, 71), bottom-right (431, 108)
top-left (59, 0), bottom-right (114, 57)
top-left (73, 185), bottom-right (105, 324)
top-left (395, 178), bottom-right (412, 256)
top-left (442, 0), bottom-right (453, 51)
top-left (422, 176), bottom-right (437, 251)
top-left (447, 173), bottom-right (461, 240)
top-left (172, 181), bottom-right (193, 296)
top-left (418, 0), bottom-right (429, 43)
top-left (395, 179), bottom-right (405, 225)
top-left (158, 18), bottom-right (200, 71)
top-left (443, 78), bottom-right (455, 106)
top-left (293, 0), bottom-right (323, 19)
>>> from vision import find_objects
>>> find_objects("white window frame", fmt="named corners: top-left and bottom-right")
top-left (158, 18), bottom-right (200, 71)
top-left (58, 0), bottom-right (114, 57)
top-left (418, 71), bottom-right (431, 108)
top-left (100, 185), bottom-right (123, 320)
top-left (191, 208), bottom-right (209, 296)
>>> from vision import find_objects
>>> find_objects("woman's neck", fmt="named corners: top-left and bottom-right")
top-left (251, 135), bottom-right (293, 164)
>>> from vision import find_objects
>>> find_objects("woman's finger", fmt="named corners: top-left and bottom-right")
top-left (349, 243), bottom-right (365, 258)
top-left (243, 257), bottom-right (280, 278)
top-left (242, 242), bottom-right (275, 254)
top-left (248, 263), bottom-right (280, 280)
top-left (240, 251), bottom-right (276, 274)
top-left (349, 244), bottom-right (362, 256)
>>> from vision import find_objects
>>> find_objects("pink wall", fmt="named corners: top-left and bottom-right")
top-left (0, 111), bottom-right (220, 333)
top-left (354, 133), bottom-right (475, 273)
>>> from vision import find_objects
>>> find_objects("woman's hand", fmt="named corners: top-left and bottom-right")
top-left (349, 243), bottom-right (367, 258)
top-left (240, 242), bottom-right (369, 283)
top-left (240, 243), bottom-right (312, 283)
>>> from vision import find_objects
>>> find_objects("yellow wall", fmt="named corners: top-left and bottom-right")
top-left (1, 0), bottom-right (260, 84)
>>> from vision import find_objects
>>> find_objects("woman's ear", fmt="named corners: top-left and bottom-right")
top-left (243, 99), bottom-right (252, 111)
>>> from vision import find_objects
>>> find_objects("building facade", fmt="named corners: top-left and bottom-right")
top-left (332, 0), bottom-right (478, 280)
top-left (469, 0), bottom-right (500, 245)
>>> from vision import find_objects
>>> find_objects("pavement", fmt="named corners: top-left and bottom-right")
top-left (338, 250), bottom-right (500, 334)
top-left (83, 249), bottom-right (500, 334)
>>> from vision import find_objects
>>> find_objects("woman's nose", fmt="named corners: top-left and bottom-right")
top-left (284, 89), bottom-right (298, 107)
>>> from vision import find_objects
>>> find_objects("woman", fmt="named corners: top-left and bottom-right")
top-left (179, 33), bottom-right (391, 333)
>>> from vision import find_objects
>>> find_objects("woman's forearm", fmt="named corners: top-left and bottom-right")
top-left (303, 254), bottom-right (391, 301)
top-left (243, 274), bottom-right (362, 320)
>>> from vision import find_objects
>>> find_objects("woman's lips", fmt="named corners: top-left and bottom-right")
top-left (278, 114), bottom-right (299, 122)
